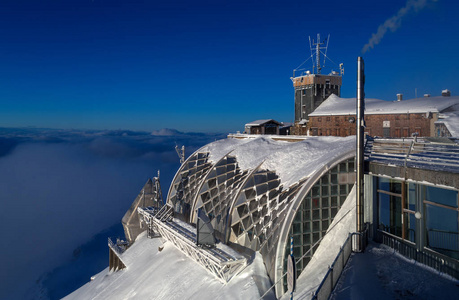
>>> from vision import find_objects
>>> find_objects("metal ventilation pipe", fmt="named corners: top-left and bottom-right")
top-left (397, 93), bottom-right (403, 101)
top-left (356, 57), bottom-right (365, 250)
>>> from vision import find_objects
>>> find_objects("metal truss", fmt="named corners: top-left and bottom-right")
top-left (138, 206), bottom-right (247, 283)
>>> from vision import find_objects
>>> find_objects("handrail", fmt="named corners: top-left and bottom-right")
top-left (378, 230), bottom-right (459, 280)
top-left (312, 224), bottom-right (370, 300)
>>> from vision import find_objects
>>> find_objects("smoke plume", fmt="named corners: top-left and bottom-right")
top-left (362, 0), bottom-right (433, 54)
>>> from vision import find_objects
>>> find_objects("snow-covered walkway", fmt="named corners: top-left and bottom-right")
top-left (331, 243), bottom-right (459, 300)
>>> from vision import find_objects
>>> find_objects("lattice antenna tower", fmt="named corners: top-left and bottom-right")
top-left (309, 33), bottom-right (330, 74)
top-left (175, 145), bottom-right (185, 164)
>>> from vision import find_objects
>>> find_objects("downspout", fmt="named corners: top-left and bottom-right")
top-left (356, 57), bottom-right (365, 249)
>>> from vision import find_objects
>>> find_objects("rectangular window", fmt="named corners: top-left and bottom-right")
top-left (425, 204), bottom-right (459, 257)
top-left (377, 177), bottom-right (403, 237)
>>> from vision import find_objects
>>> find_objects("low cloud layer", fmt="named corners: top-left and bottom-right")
top-left (0, 127), bottom-right (224, 299)
top-left (362, 0), bottom-right (434, 54)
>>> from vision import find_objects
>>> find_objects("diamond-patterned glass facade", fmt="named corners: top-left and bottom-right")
top-left (169, 152), bottom-right (213, 221)
top-left (194, 154), bottom-right (250, 241)
top-left (165, 137), bottom-right (355, 298)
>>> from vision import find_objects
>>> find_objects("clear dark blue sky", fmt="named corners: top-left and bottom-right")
top-left (0, 0), bottom-right (457, 132)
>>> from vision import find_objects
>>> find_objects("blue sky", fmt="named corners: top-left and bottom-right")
top-left (0, 0), bottom-right (457, 132)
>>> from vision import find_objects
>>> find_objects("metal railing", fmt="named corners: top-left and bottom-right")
top-left (312, 224), bottom-right (370, 300)
top-left (137, 206), bottom-right (247, 283)
top-left (378, 230), bottom-right (459, 280)
top-left (108, 237), bottom-right (129, 255)
top-left (427, 229), bottom-right (459, 253)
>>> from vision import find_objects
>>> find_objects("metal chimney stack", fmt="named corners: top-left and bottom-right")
top-left (356, 57), bottom-right (365, 250)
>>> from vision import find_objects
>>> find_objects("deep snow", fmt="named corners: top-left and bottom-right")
top-left (64, 231), bottom-right (274, 300)
top-left (331, 243), bottom-right (459, 300)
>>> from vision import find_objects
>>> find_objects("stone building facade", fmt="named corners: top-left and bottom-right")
top-left (305, 95), bottom-right (459, 138)
top-left (308, 112), bottom-right (436, 137)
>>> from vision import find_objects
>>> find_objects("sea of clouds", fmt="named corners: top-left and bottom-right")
top-left (0, 127), bottom-right (224, 300)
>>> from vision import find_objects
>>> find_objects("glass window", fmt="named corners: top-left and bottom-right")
top-left (404, 212), bottom-right (416, 243)
top-left (312, 209), bottom-right (320, 220)
top-left (407, 182), bottom-right (416, 211)
top-left (378, 192), bottom-right (402, 237)
top-left (331, 196), bottom-right (338, 207)
top-left (339, 185), bottom-right (347, 195)
top-left (312, 185), bottom-right (320, 197)
top-left (379, 193), bottom-right (391, 229)
top-left (331, 174), bottom-right (338, 184)
top-left (312, 221), bottom-right (320, 231)
top-left (425, 204), bottom-right (459, 257)
top-left (348, 159), bottom-right (355, 172)
top-left (321, 185), bottom-right (329, 197)
top-left (331, 185), bottom-right (338, 196)
top-left (378, 177), bottom-right (390, 191)
top-left (425, 186), bottom-right (458, 208)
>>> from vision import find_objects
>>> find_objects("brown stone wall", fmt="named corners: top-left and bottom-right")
top-left (308, 113), bottom-right (435, 137)
top-left (309, 115), bottom-right (356, 136)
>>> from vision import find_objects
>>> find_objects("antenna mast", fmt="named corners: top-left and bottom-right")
top-left (311, 33), bottom-right (328, 74)
top-left (175, 145), bottom-right (185, 164)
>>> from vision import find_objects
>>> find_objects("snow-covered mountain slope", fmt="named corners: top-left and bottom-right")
top-left (64, 231), bottom-right (274, 300)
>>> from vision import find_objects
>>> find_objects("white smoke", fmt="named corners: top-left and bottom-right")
top-left (362, 0), bottom-right (434, 54)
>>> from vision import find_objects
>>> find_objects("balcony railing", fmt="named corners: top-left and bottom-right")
top-left (378, 230), bottom-right (459, 280)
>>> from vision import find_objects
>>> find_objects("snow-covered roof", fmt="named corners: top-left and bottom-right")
top-left (436, 111), bottom-right (459, 137)
top-left (365, 137), bottom-right (459, 175)
top-left (203, 135), bottom-right (355, 187)
top-left (280, 122), bottom-right (293, 128)
top-left (245, 119), bottom-right (281, 126)
top-left (164, 135), bottom-right (356, 297)
top-left (309, 94), bottom-right (459, 116)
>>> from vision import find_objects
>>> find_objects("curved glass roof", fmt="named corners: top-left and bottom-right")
top-left (166, 136), bottom-right (355, 296)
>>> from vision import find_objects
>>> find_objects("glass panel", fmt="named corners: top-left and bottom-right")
top-left (312, 186), bottom-right (320, 197)
top-left (378, 177), bottom-right (390, 191)
top-left (312, 209), bottom-right (320, 220)
top-left (379, 193), bottom-right (402, 237)
top-left (293, 223), bottom-right (302, 234)
top-left (312, 198), bottom-right (320, 209)
top-left (425, 186), bottom-right (458, 208)
top-left (294, 211), bottom-right (302, 223)
top-left (379, 193), bottom-right (391, 230)
top-left (404, 212), bottom-right (416, 243)
top-left (348, 159), bottom-right (355, 172)
top-left (331, 174), bottom-right (338, 184)
top-left (313, 221), bottom-right (320, 231)
top-left (322, 208), bottom-right (329, 219)
top-left (321, 185), bottom-right (329, 197)
top-left (331, 196), bottom-right (338, 207)
top-left (304, 221), bottom-right (311, 232)
top-left (407, 182), bottom-right (416, 211)
top-left (339, 185), bottom-right (347, 195)
top-left (331, 185), bottom-right (338, 196)
top-left (425, 204), bottom-right (459, 257)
